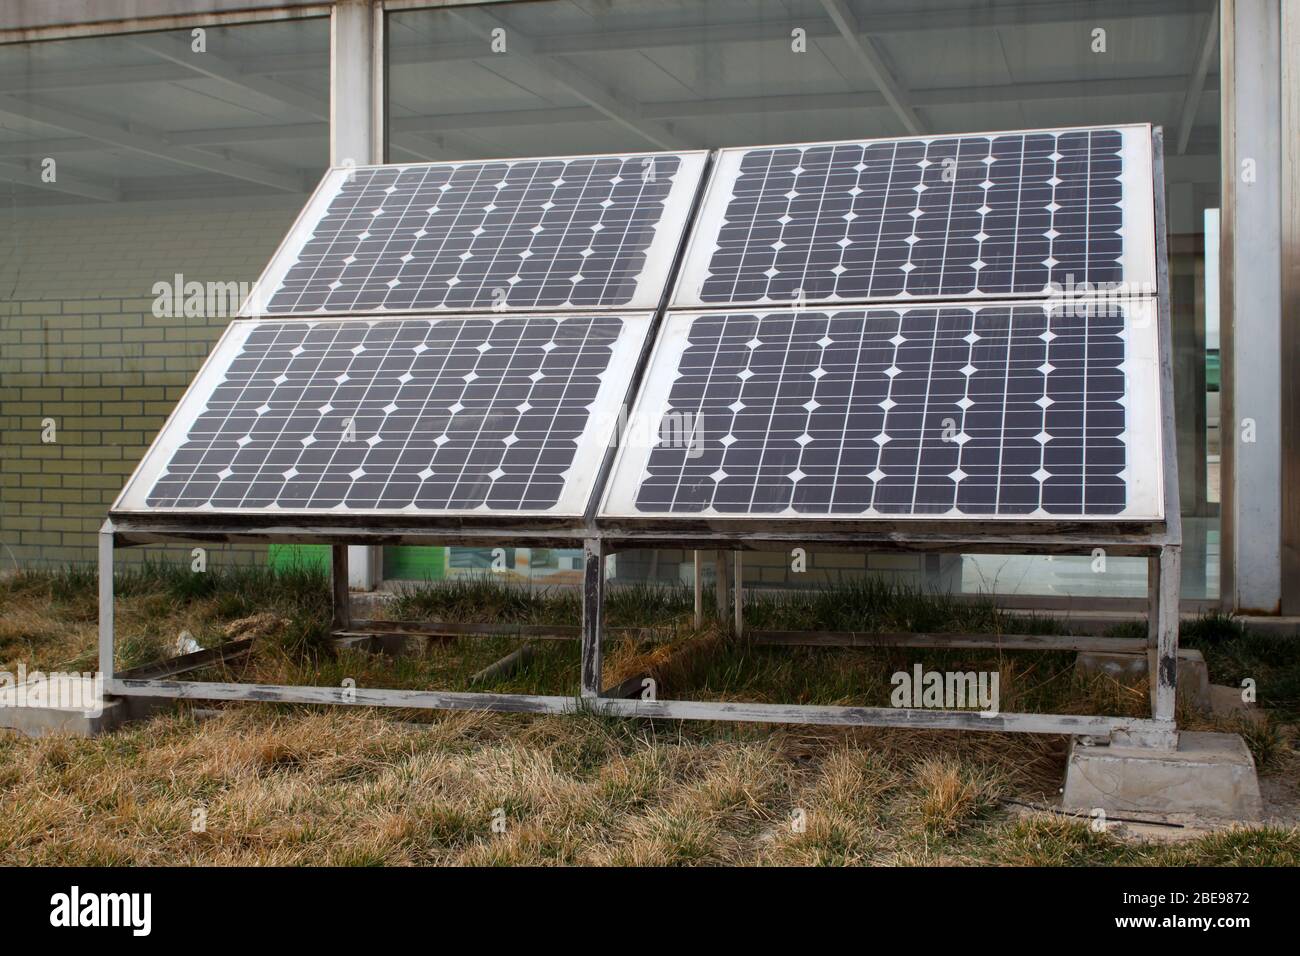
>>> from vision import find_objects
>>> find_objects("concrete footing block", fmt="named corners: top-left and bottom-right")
top-left (0, 673), bottom-right (187, 737)
top-left (1074, 648), bottom-right (1211, 711)
top-left (1062, 731), bottom-right (1263, 821)
top-left (0, 698), bottom-right (127, 737)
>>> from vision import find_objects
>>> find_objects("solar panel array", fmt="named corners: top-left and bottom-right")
top-left (117, 127), bottom-right (1164, 530)
top-left (121, 314), bottom-right (650, 516)
top-left (247, 153), bottom-right (704, 316)
top-left (605, 124), bottom-right (1164, 525)
top-left (607, 303), bottom-right (1156, 519)
top-left (674, 128), bottom-right (1152, 308)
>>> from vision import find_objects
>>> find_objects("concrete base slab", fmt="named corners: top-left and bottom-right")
top-left (1062, 731), bottom-right (1263, 821)
top-left (1074, 648), bottom-right (1211, 711)
top-left (0, 701), bottom-right (126, 736)
top-left (0, 674), bottom-right (188, 737)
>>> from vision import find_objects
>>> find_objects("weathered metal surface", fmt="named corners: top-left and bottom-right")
top-left (116, 638), bottom-right (254, 681)
top-left (580, 537), bottom-right (604, 698)
top-left (105, 676), bottom-right (1173, 741)
top-left (331, 544), bottom-right (350, 631)
top-left (1153, 545), bottom-right (1182, 724)
top-left (470, 643), bottom-right (535, 685)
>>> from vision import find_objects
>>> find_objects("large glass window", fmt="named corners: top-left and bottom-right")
top-left (0, 19), bottom-right (330, 569)
top-left (386, 0), bottom-right (1220, 601)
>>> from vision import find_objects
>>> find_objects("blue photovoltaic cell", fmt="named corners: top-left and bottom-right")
top-left (694, 129), bottom-right (1126, 305)
top-left (264, 154), bottom-right (686, 314)
top-left (632, 304), bottom-right (1127, 517)
top-left (144, 315), bottom-right (625, 512)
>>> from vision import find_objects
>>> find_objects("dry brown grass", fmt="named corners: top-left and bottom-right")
top-left (1, 566), bottom-right (1298, 866)
top-left (2, 703), bottom-right (1297, 866)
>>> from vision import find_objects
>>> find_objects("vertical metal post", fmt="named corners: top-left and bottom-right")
top-left (714, 549), bottom-right (730, 623)
top-left (332, 0), bottom-right (385, 591)
top-left (692, 550), bottom-right (704, 629)
top-left (1146, 553), bottom-right (1161, 649)
top-left (1221, 0), bottom-right (1283, 613)
top-left (1153, 544), bottom-right (1182, 728)
top-left (332, 545), bottom-right (351, 631)
top-left (733, 550), bottom-right (744, 637)
top-left (98, 521), bottom-right (115, 687)
top-left (581, 538), bottom-right (604, 698)
top-left (1281, 1), bottom-right (1300, 612)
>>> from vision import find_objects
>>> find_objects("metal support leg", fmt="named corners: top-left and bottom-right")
top-left (692, 550), bottom-right (704, 629)
top-left (1146, 554), bottom-right (1161, 649)
top-left (1152, 544), bottom-right (1182, 729)
top-left (733, 551), bottom-right (744, 637)
top-left (715, 550), bottom-right (730, 623)
top-left (98, 521), bottom-right (115, 687)
top-left (332, 545), bottom-right (351, 631)
top-left (580, 538), bottom-right (604, 699)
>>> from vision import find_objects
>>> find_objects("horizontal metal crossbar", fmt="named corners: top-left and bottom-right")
top-left (106, 678), bottom-right (1175, 746)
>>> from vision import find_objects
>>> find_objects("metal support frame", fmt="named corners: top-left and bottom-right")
top-left (331, 544), bottom-right (351, 631)
top-left (1220, 0), bottom-right (1283, 614)
top-left (714, 549), bottom-right (729, 622)
top-left (87, 93), bottom-right (1181, 750)
top-left (96, 525), bottom-right (1182, 751)
top-left (1152, 545), bottom-right (1182, 723)
top-left (580, 537), bottom-right (604, 699)
top-left (331, 0), bottom-right (385, 591)
top-left (692, 550), bottom-right (704, 629)
top-left (733, 551), bottom-right (744, 637)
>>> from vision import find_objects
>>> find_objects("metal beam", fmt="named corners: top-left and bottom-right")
top-left (0, 94), bottom-right (303, 192)
top-left (1221, 0), bottom-right (1283, 613)
top-left (1177, 3), bottom-right (1220, 153)
top-left (386, 1), bottom-right (1208, 67)
top-left (0, 157), bottom-right (119, 201)
top-left (104, 677), bottom-right (1177, 745)
top-left (819, 0), bottom-right (925, 135)
top-left (0, 0), bottom-right (1209, 83)
top-left (98, 522), bottom-right (115, 684)
top-left (128, 33), bottom-right (328, 119)
top-left (580, 538), bottom-right (604, 698)
top-left (447, 6), bottom-right (688, 150)
top-left (0, 73), bottom-right (1221, 158)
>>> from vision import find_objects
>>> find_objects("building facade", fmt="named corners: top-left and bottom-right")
top-left (0, 0), bottom-right (1294, 614)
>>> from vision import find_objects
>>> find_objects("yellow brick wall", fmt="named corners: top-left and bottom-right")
top-left (0, 197), bottom-right (305, 568)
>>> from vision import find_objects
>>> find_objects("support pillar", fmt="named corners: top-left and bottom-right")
top-left (1152, 545), bottom-right (1182, 728)
top-left (332, 545), bottom-right (351, 631)
top-left (1221, 0), bottom-right (1283, 613)
top-left (1146, 553), bottom-right (1161, 649)
top-left (98, 521), bottom-right (116, 684)
top-left (733, 551), bottom-right (744, 637)
top-left (331, 0), bottom-right (385, 591)
top-left (692, 550), bottom-right (704, 629)
top-left (714, 550), bottom-right (730, 624)
top-left (580, 538), bottom-right (604, 699)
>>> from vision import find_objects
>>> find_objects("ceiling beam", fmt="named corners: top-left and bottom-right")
top-left (0, 0), bottom-right (1212, 95)
top-left (0, 71), bottom-right (1221, 157)
top-left (388, 0), bottom-right (1210, 65)
top-left (0, 158), bottom-right (119, 201)
top-left (127, 33), bottom-right (328, 119)
top-left (0, 93), bottom-right (304, 191)
top-left (819, 0), bottom-right (925, 135)
top-left (1176, 2), bottom-right (1219, 154)
top-left (447, 7), bottom-right (688, 150)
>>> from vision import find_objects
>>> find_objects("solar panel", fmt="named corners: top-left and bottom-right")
top-left (113, 313), bottom-right (652, 519)
top-left (242, 151), bottom-right (707, 317)
top-left (672, 125), bottom-right (1154, 309)
top-left (600, 301), bottom-right (1163, 523)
